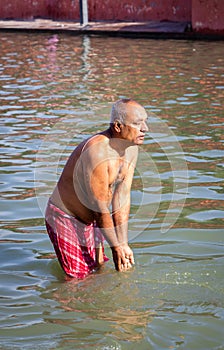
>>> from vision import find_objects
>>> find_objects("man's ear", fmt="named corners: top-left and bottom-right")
top-left (114, 120), bottom-right (123, 132)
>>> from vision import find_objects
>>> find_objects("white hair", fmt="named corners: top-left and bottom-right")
top-left (110, 99), bottom-right (133, 124)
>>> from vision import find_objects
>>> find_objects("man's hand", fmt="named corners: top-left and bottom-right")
top-left (111, 244), bottom-right (134, 271)
top-left (111, 246), bottom-right (126, 271)
top-left (121, 243), bottom-right (135, 267)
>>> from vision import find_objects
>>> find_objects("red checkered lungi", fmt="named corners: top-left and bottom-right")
top-left (45, 200), bottom-right (109, 279)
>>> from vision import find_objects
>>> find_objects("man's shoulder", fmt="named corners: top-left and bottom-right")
top-left (80, 133), bottom-right (109, 161)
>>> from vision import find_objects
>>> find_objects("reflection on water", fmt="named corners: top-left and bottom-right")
top-left (0, 32), bottom-right (224, 349)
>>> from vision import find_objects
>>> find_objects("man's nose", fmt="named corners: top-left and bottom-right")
top-left (141, 121), bottom-right (149, 132)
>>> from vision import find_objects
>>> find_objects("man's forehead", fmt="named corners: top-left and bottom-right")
top-left (126, 103), bottom-right (147, 119)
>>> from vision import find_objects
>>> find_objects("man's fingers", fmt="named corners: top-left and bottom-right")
top-left (120, 255), bottom-right (128, 270)
top-left (129, 255), bottom-right (135, 265)
top-left (112, 248), bottom-right (124, 271)
top-left (117, 257), bottom-right (124, 271)
top-left (124, 253), bottom-right (135, 266)
top-left (112, 246), bottom-right (135, 272)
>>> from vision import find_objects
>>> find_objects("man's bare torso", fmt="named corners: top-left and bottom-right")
top-left (50, 131), bottom-right (138, 224)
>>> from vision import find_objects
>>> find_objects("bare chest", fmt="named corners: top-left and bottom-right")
top-left (108, 158), bottom-right (129, 187)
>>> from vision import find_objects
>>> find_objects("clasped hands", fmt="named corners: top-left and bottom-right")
top-left (111, 243), bottom-right (135, 272)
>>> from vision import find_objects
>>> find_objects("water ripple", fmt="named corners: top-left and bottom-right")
top-left (0, 33), bottom-right (223, 350)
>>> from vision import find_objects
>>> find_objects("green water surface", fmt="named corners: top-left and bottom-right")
top-left (0, 33), bottom-right (223, 350)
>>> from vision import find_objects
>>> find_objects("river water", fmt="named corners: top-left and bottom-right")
top-left (0, 32), bottom-right (223, 350)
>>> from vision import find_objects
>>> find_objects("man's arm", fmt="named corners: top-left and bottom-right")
top-left (78, 139), bottom-right (128, 271)
top-left (111, 156), bottom-right (137, 266)
top-left (90, 162), bottom-right (130, 271)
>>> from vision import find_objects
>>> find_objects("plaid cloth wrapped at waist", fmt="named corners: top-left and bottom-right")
top-left (45, 200), bottom-right (109, 279)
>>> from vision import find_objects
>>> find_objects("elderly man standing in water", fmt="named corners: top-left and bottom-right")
top-left (45, 99), bottom-right (148, 279)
